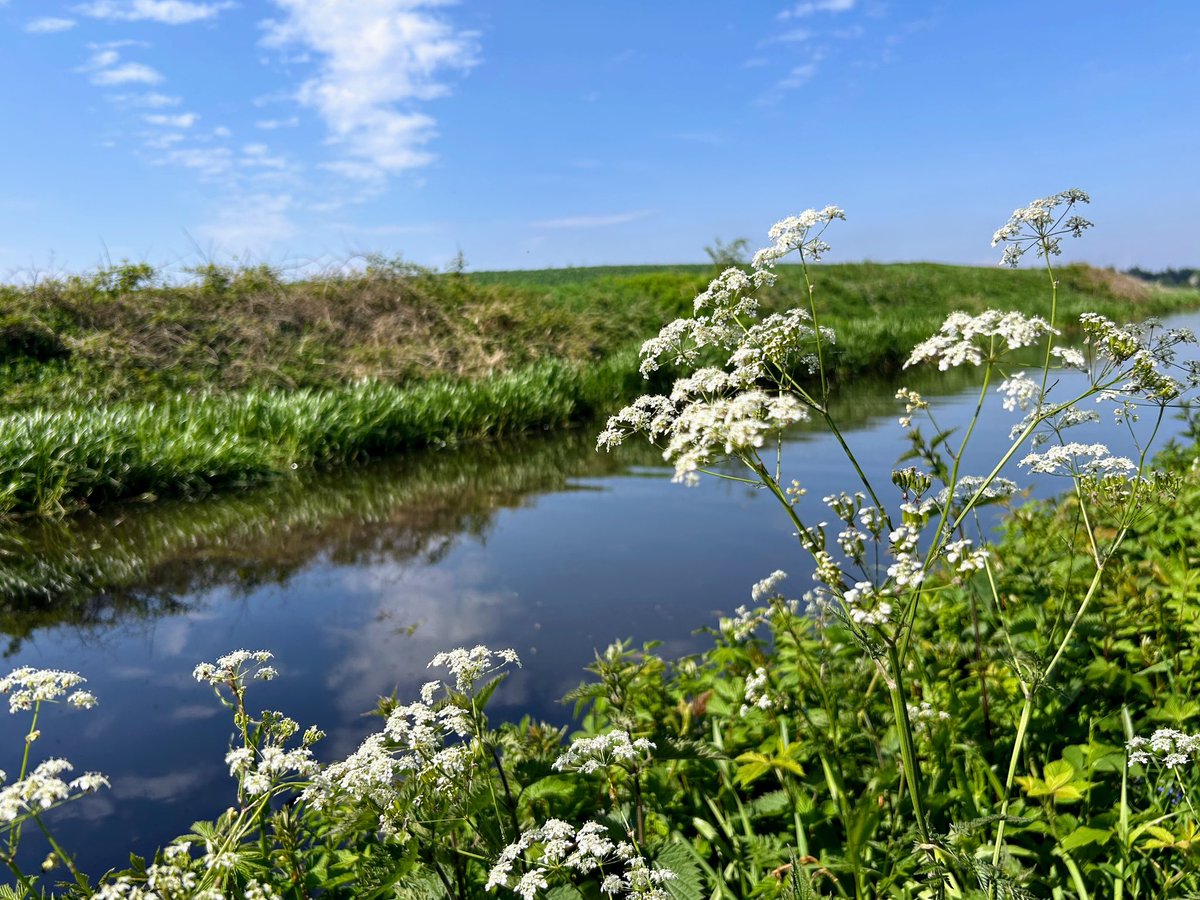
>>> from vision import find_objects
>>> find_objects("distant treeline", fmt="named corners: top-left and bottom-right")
top-left (1127, 266), bottom-right (1200, 287)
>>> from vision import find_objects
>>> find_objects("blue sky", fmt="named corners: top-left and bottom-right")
top-left (0, 1), bottom-right (1196, 275)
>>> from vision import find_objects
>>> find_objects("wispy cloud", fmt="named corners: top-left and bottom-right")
top-left (92, 62), bottom-right (164, 85)
top-left (195, 192), bottom-right (297, 249)
top-left (532, 210), bottom-right (654, 229)
top-left (255, 116), bottom-right (300, 130)
top-left (111, 91), bottom-right (182, 107)
top-left (25, 17), bottom-right (77, 33)
top-left (779, 55), bottom-right (823, 89)
top-left (144, 112), bottom-right (197, 127)
top-left (75, 0), bottom-right (236, 25)
top-left (156, 145), bottom-right (233, 176)
top-left (759, 27), bottom-right (812, 46)
top-left (778, 0), bottom-right (855, 20)
top-left (261, 0), bottom-right (481, 178)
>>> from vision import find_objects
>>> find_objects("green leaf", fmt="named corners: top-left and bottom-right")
top-left (1059, 826), bottom-right (1112, 851)
top-left (749, 789), bottom-right (792, 818)
top-left (657, 841), bottom-right (704, 900)
top-left (1041, 759), bottom-right (1075, 792)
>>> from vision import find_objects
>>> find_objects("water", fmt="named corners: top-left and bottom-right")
top-left (2, 313), bottom-right (1198, 876)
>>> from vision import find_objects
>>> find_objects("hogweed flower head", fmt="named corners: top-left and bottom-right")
top-left (193, 650), bottom-right (275, 687)
top-left (906, 310), bottom-right (1056, 371)
top-left (1019, 442), bottom-right (1135, 478)
top-left (991, 188), bottom-right (1091, 267)
top-left (1128, 729), bottom-right (1200, 769)
top-left (752, 206), bottom-right (845, 269)
top-left (0, 667), bottom-right (97, 714)
top-left (428, 645), bottom-right (520, 693)
top-left (553, 730), bottom-right (655, 774)
top-left (0, 758), bottom-right (108, 824)
top-left (487, 819), bottom-right (674, 899)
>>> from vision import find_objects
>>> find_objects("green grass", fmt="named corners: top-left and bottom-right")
top-left (0, 258), bottom-right (1196, 516)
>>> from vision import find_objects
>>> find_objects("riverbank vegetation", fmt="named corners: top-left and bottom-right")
top-left (9, 193), bottom-right (1200, 898)
top-left (0, 256), bottom-right (1196, 517)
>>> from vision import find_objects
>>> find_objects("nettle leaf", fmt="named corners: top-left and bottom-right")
top-left (656, 841), bottom-right (703, 900)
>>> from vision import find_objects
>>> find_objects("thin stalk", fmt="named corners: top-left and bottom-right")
top-left (884, 642), bottom-right (931, 845)
top-left (989, 697), bottom-right (1033, 883)
top-left (990, 555), bottom-right (1117, 890)
top-left (31, 813), bottom-right (84, 887)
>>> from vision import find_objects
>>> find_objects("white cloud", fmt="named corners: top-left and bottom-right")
top-left (255, 116), bottom-right (300, 130)
top-left (779, 57), bottom-right (822, 89)
top-left (532, 210), bottom-right (654, 229)
top-left (144, 131), bottom-right (185, 148)
top-left (261, 0), bottom-right (480, 177)
top-left (760, 27), bottom-right (812, 46)
top-left (778, 0), bottom-right (855, 19)
top-left (195, 192), bottom-right (297, 249)
top-left (158, 145), bottom-right (233, 176)
top-left (91, 62), bottom-right (165, 85)
top-left (144, 112), bottom-right (198, 127)
top-left (76, 0), bottom-right (236, 24)
top-left (26, 17), bottom-right (77, 33)
top-left (112, 91), bottom-right (182, 107)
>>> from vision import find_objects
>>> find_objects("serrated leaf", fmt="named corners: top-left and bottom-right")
top-left (656, 841), bottom-right (703, 900)
top-left (748, 789), bottom-right (791, 818)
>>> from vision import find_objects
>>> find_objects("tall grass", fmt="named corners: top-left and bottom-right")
top-left (0, 351), bottom-right (645, 517)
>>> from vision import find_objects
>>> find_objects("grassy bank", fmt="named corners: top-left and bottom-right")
top-left (0, 259), bottom-right (1196, 516)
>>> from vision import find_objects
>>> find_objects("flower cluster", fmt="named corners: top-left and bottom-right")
top-left (429, 645), bottom-right (521, 692)
top-left (906, 310), bottom-right (1056, 371)
top-left (303, 646), bottom-right (519, 836)
top-left (997, 372), bottom-right (1043, 413)
top-left (936, 476), bottom-right (1020, 510)
top-left (1019, 442), bottom-right (1136, 478)
top-left (600, 210), bottom-right (843, 485)
top-left (0, 758), bottom-right (108, 824)
top-left (487, 819), bottom-right (675, 899)
top-left (553, 730), bottom-right (655, 774)
top-left (991, 189), bottom-right (1092, 266)
top-left (193, 650), bottom-right (277, 686)
top-left (224, 717), bottom-right (322, 796)
top-left (895, 387), bottom-right (928, 428)
top-left (90, 841), bottom-right (283, 900)
top-left (752, 206), bottom-right (845, 268)
top-left (1127, 729), bottom-right (1200, 769)
top-left (0, 667), bottom-right (97, 713)
top-left (663, 391), bottom-right (810, 485)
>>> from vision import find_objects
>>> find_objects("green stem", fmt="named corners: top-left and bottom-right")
top-left (884, 642), bottom-right (931, 845)
top-left (31, 812), bottom-right (85, 888)
top-left (989, 697), bottom-right (1032, 888)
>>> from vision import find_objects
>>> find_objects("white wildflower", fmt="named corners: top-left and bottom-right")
top-left (428, 645), bottom-right (521, 692)
top-left (193, 650), bottom-right (273, 686)
top-left (0, 668), bottom-right (91, 714)
top-left (906, 310), bottom-right (1056, 370)
top-left (1019, 442), bottom-right (1136, 477)
top-left (997, 372), bottom-right (1043, 412)
top-left (553, 731), bottom-right (655, 774)
top-left (751, 570), bottom-right (788, 602)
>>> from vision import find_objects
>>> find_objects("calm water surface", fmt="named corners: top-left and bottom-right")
top-left (4, 312), bottom-right (1199, 875)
